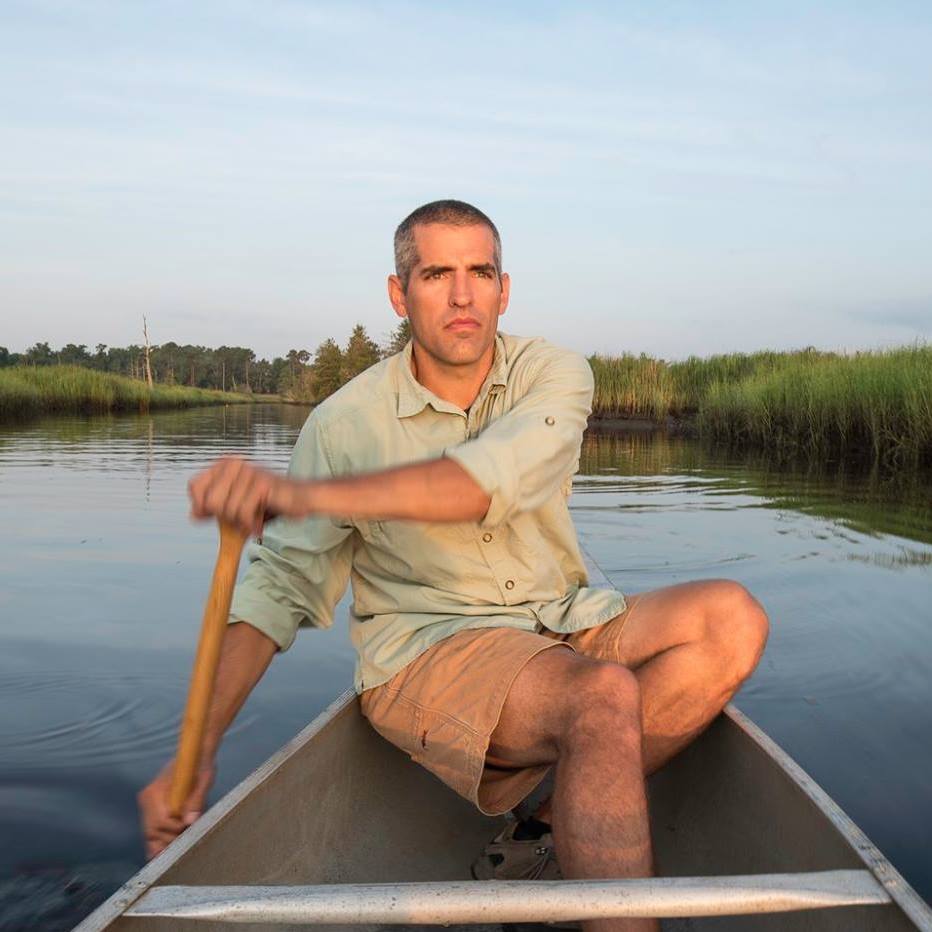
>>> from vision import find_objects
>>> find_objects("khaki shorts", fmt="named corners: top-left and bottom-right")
top-left (359, 597), bottom-right (640, 816)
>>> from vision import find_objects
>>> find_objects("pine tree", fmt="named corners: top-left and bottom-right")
top-left (343, 324), bottom-right (381, 382)
top-left (383, 318), bottom-right (411, 358)
top-left (310, 338), bottom-right (345, 402)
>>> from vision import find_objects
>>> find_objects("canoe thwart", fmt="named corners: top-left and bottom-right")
top-left (126, 869), bottom-right (890, 924)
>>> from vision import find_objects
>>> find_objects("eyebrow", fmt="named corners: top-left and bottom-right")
top-left (419, 264), bottom-right (454, 278)
top-left (419, 263), bottom-right (497, 277)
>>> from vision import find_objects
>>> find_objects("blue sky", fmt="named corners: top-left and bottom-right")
top-left (2, 1), bottom-right (931, 359)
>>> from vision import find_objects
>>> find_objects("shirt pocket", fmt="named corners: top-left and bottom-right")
top-left (358, 519), bottom-right (486, 597)
top-left (368, 517), bottom-right (479, 547)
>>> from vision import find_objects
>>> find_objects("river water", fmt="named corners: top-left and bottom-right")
top-left (1, 404), bottom-right (930, 929)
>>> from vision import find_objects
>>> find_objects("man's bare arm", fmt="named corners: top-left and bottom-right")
top-left (188, 455), bottom-right (491, 537)
top-left (199, 621), bottom-right (278, 758)
top-left (304, 456), bottom-right (490, 522)
top-left (138, 622), bottom-right (277, 859)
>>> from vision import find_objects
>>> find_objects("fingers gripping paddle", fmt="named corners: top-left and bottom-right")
top-left (169, 521), bottom-right (248, 817)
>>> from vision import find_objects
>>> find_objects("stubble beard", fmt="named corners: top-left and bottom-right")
top-left (419, 328), bottom-right (494, 370)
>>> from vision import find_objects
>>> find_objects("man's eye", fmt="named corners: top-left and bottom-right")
top-left (430, 270), bottom-right (444, 280)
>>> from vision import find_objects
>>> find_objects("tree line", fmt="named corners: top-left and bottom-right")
top-left (0, 320), bottom-right (411, 404)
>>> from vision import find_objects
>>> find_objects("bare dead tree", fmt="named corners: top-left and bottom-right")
top-left (142, 316), bottom-right (154, 389)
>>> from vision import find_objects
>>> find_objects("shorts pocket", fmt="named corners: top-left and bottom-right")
top-left (411, 708), bottom-right (479, 800)
top-left (360, 687), bottom-right (422, 760)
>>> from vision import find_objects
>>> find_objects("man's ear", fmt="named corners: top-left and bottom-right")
top-left (387, 274), bottom-right (407, 318)
top-left (498, 271), bottom-right (511, 317)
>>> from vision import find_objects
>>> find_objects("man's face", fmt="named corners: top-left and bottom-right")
top-left (388, 222), bottom-right (510, 367)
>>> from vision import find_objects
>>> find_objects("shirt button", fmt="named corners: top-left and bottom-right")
top-left (505, 580), bottom-right (515, 590)
top-left (545, 416), bottom-right (555, 425)
top-left (482, 533), bottom-right (493, 543)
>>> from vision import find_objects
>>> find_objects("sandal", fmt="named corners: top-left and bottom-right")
top-left (472, 822), bottom-right (582, 929)
top-left (470, 820), bottom-right (562, 881)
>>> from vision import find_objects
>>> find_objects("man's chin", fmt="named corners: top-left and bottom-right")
top-left (441, 336), bottom-right (492, 366)
top-left (414, 327), bottom-right (495, 367)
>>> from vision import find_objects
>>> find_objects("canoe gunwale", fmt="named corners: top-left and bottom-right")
top-left (721, 703), bottom-right (932, 930)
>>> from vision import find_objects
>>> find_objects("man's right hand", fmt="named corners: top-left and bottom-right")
top-left (137, 758), bottom-right (216, 860)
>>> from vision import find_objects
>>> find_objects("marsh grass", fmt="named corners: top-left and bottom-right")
top-left (698, 346), bottom-right (932, 465)
top-left (0, 366), bottom-right (250, 419)
top-left (588, 353), bottom-right (674, 420)
top-left (590, 345), bottom-right (932, 465)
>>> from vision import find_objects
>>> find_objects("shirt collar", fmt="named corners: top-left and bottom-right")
top-left (396, 333), bottom-right (507, 419)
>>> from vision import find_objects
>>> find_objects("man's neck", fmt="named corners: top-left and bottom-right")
top-left (410, 340), bottom-right (496, 412)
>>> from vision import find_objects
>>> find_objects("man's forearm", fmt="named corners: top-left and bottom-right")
top-left (188, 455), bottom-right (492, 535)
top-left (296, 456), bottom-right (491, 523)
top-left (199, 621), bottom-right (277, 762)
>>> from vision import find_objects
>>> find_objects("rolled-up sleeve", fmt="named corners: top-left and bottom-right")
top-left (228, 414), bottom-right (354, 651)
top-left (444, 347), bottom-right (593, 528)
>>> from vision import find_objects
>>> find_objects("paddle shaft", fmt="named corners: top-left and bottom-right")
top-left (169, 521), bottom-right (247, 817)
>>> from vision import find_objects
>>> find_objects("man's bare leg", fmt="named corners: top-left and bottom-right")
top-left (629, 579), bottom-right (768, 773)
top-left (488, 649), bottom-right (658, 932)
top-left (534, 578), bottom-right (769, 824)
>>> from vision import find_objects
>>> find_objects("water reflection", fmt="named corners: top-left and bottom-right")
top-left (0, 403), bottom-right (311, 464)
top-left (581, 427), bottom-right (932, 545)
top-left (0, 406), bottom-right (930, 928)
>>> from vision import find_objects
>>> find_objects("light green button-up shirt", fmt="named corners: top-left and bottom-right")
top-left (229, 332), bottom-right (627, 692)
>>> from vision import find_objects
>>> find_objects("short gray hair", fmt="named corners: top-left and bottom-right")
top-left (394, 199), bottom-right (502, 290)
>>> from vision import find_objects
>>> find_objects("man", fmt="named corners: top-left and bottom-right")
top-left (139, 200), bottom-right (768, 932)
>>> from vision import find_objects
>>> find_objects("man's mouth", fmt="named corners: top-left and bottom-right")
top-left (446, 318), bottom-right (481, 330)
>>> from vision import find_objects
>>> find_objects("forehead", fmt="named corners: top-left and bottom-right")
top-left (411, 223), bottom-right (496, 266)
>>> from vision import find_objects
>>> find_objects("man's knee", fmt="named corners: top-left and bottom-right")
top-left (561, 661), bottom-right (642, 750)
top-left (705, 580), bottom-right (769, 684)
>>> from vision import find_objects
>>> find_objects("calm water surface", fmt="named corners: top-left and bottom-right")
top-left (1, 405), bottom-right (930, 929)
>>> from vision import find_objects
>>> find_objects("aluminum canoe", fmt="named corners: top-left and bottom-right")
top-left (75, 553), bottom-right (932, 931)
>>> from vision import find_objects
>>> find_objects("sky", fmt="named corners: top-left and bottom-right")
top-left (2, 0), bottom-right (931, 361)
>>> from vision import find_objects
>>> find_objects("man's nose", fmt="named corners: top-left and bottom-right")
top-left (449, 269), bottom-right (472, 307)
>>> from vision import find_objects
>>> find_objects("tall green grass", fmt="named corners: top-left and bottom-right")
top-left (588, 353), bottom-right (674, 420)
top-left (0, 366), bottom-right (251, 420)
top-left (667, 349), bottom-right (833, 412)
top-left (589, 345), bottom-right (932, 465)
top-left (698, 345), bottom-right (932, 465)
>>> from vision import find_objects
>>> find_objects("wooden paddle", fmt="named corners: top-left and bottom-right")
top-left (168, 520), bottom-right (248, 817)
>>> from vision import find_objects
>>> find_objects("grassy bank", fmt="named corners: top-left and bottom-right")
top-left (0, 365), bottom-right (251, 419)
top-left (590, 345), bottom-right (932, 466)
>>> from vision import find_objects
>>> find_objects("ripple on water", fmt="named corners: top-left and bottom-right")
top-left (0, 439), bottom-right (288, 474)
top-left (748, 659), bottom-right (898, 706)
top-left (0, 670), bottom-right (186, 773)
